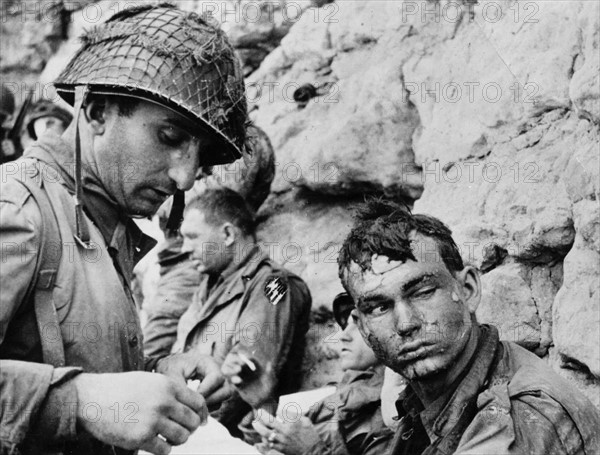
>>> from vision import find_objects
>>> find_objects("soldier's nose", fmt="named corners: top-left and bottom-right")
top-left (394, 302), bottom-right (423, 337)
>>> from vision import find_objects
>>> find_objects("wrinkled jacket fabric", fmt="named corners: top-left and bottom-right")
top-left (143, 240), bottom-right (200, 359)
top-left (304, 367), bottom-right (394, 455)
top-left (0, 134), bottom-right (155, 454)
top-left (391, 324), bottom-right (600, 455)
top-left (173, 247), bottom-right (312, 429)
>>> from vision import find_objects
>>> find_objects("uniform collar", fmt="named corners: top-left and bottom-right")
top-left (219, 244), bottom-right (268, 282)
top-left (395, 325), bottom-right (501, 442)
top-left (23, 133), bottom-right (156, 266)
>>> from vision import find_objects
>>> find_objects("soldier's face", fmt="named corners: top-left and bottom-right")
top-left (181, 209), bottom-right (228, 275)
top-left (90, 99), bottom-right (211, 217)
top-left (338, 313), bottom-right (379, 371)
top-left (342, 235), bottom-right (480, 381)
top-left (33, 116), bottom-right (66, 139)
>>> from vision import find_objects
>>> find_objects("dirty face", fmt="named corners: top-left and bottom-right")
top-left (88, 99), bottom-right (212, 218)
top-left (33, 116), bottom-right (67, 139)
top-left (342, 234), bottom-right (480, 381)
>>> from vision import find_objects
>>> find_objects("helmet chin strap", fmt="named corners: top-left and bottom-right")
top-left (73, 85), bottom-right (92, 247)
top-left (165, 190), bottom-right (185, 238)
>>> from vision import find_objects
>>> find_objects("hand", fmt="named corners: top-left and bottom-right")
top-left (72, 371), bottom-right (206, 455)
top-left (155, 351), bottom-right (231, 405)
top-left (221, 351), bottom-right (275, 408)
top-left (251, 409), bottom-right (324, 455)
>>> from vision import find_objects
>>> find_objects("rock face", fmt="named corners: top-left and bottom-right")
top-left (248, 0), bottom-right (600, 402)
top-left (4, 0), bottom-right (598, 404)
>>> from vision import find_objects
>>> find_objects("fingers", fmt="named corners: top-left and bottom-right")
top-left (173, 384), bottom-right (208, 423)
top-left (139, 436), bottom-right (172, 455)
top-left (197, 369), bottom-right (226, 397)
top-left (255, 410), bottom-right (284, 432)
top-left (166, 401), bottom-right (202, 432)
top-left (252, 418), bottom-right (273, 438)
top-left (221, 355), bottom-right (243, 379)
top-left (155, 419), bottom-right (192, 446)
top-left (204, 383), bottom-right (233, 407)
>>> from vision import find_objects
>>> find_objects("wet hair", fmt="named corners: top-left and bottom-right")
top-left (338, 198), bottom-right (464, 279)
top-left (185, 187), bottom-right (256, 237)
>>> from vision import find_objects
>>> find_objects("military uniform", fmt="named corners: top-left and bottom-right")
top-left (142, 239), bottom-right (201, 359)
top-left (303, 367), bottom-right (394, 455)
top-left (173, 246), bottom-right (312, 430)
top-left (2, 4), bottom-right (248, 453)
top-left (0, 134), bottom-right (155, 454)
top-left (390, 325), bottom-right (600, 455)
top-left (143, 123), bottom-right (276, 359)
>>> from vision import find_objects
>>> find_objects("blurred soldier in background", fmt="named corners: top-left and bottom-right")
top-left (25, 99), bottom-right (73, 141)
top-left (251, 293), bottom-right (395, 455)
top-left (143, 123), bottom-right (276, 359)
top-left (0, 5), bottom-right (247, 455)
top-left (173, 188), bottom-right (311, 437)
top-left (1, 84), bottom-right (24, 163)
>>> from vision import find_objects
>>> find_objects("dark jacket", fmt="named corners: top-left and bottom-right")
top-left (391, 324), bottom-right (600, 455)
top-left (174, 246), bottom-right (312, 431)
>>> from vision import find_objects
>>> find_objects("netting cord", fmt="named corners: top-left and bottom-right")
top-left (73, 85), bottom-right (92, 247)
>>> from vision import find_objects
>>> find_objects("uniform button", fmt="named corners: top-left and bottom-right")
top-left (129, 335), bottom-right (138, 347)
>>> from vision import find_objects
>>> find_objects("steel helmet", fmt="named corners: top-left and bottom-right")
top-left (53, 3), bottom-right (247, 165)
top-left (26, 99), bottom-right (73, 139)
top-left (1, 85), bottom-right (15, 118)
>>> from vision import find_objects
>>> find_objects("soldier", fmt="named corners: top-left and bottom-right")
top-left (176, 188), bottom-right (312, 436)
top-left (252, 293), bottom-right (395, 455)
top-left (143, 124), bottom-right (276, 360)
top-left (0, 5), bottom-right (247, 455)
top-left (25, 99), bottom-right (73, 141)
top-left (337, 199), bottom-right (599, 454)
top-left (1, 84), bottom-right (17, 163)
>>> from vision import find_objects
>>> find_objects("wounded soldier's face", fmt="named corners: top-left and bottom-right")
top-left (343, 233), bottom-right (479, 382)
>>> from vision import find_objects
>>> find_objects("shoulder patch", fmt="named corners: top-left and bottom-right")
top-left (264, 275), bottom-right (287, 306)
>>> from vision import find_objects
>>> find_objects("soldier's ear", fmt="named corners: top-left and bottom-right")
top-left (82, 96), bottom-right (108, 135)
top-left (456, 266), bottom-right (481, 314)
top-left (221, 222), bottom-right (236, 247)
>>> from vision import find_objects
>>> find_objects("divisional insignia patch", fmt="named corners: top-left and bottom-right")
top-left (264, 276), bottom-right (287, 306)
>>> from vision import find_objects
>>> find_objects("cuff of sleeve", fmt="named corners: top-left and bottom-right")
top-left (144, 355), bottom-right (165, 372)
top-left (35, 367), bottom-right (83, 442)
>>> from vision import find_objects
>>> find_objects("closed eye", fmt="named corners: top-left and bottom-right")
top-left (158, 125), bottom-right (191, 148)
top-left (410, 287), bottom-right (436, 299)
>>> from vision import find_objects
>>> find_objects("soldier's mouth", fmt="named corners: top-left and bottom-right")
top-left (396, 341), bottom-right (436, 361)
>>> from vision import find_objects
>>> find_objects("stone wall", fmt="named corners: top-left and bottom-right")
top-left (2, 0), bottom-right (598, 405)
top-left (246, 0), bottom-right (599, 405)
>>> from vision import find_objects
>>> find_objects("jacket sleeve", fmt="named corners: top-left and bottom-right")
top-left (0, 196), bottom-right (82, 449)
top-left (228, 272), bottom-right (311, 405)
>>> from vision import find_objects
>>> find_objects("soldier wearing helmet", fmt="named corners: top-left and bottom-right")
top-left (0, 85), bottom-right (15, 127)
top-left (1, 84), bottom-right (17, 163)
top-left (0, 4), bottom-right (247, 455)
top-left (25, 99), bottom-right (73, 141)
